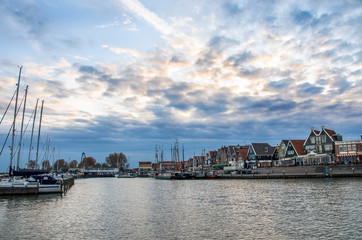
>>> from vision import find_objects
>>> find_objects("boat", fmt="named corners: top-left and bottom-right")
top-left (26, 175), bottom-right (62, 193)
top-left (154, 172), bottom-right (172, 180)
top-left (171, 172), bottom-right (191, 180)
top-left (117, 173), bottom-right (135, 178)
top-left (0, 175), bottom-right (62, 194)
top-left (194, 171), bottom-right (206, 179)
top-left (205, 170), bottom-right (218, 179)
top-left (136, 171), bottom-right (152, 177)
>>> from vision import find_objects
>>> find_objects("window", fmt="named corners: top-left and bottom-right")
top-left (311, 137), bottom-right (315, 144)
top-left (344, 145), bottom-right (348, 151)
top-left (305, 145), bottom-right (315, 150)
top-left (339, 145), bottom-right (343, 152)
top-left (264, 147), bottom-right (268, 152)
top-left (316, 137), bottom-right (321, 144)
top-left (287, 150), bottom-right (295, 155)
top-left (322, 135), bottom-right (327, 143)
top-left (318, 145), bottom-right (323, 153)
top-left (325, 144), bottom-right (333, 151)
top-left (348, 145), bottom-right (352, 151)
top-left (352, 145), bottom-right (356, 151)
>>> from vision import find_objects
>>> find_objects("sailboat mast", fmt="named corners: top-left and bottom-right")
top-left (9, 66), bottom-right (22, 172)
top-left (35, 100), bottom-right (44, 167)
top-left (16, 85), bottom-right (28, 170)
top-left (27, 99), bottom-right (39, 165)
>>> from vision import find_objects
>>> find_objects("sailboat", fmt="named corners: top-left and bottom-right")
top-left (0, 67), bottom-right (60, 194)
top-left (12, 99), bottom-right (49, 177)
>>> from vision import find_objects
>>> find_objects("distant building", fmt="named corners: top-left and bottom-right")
top-left (139, 161), bottom-right (152, 171)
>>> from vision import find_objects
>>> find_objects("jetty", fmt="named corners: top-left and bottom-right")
top-left (0, 175), bottom-right (75, 195)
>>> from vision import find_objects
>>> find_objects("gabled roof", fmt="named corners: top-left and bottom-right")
top-left (280, 140), bottom-right (289, 146)
top-left (304, 126), bottom-right (339, 145)
top-left (250, 143), bottom-right (274, 156)
top-left (324, 128), bottom-right (338, 140)
top-left (289, 140), bottom-right (305, 155)
top-left (237, 148), bottom-right (248, 160)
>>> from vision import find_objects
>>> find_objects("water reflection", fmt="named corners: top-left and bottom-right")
top-left (0, 178), bottom-right (361, 239)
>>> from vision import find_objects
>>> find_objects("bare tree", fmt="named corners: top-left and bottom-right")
top-left (105, 152), bottom-right (129, 171)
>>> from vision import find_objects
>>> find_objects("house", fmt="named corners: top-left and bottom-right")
top-left (247, 143), bottom-right (278, 168)
top-left (216, 146), bottom-right (228, 164)
top-left (335, 139), bottom-right (362, 164)
top-left (298, 126), bottom-right (342, 165)
top-left (278, 140), bottom-right (289, 161)
top-left (282, 140), bottom-right (306, 166)
top-left (236, 147), bottom-right (249, 168)
top-left (303, 126), bottom-right (342, 155)
top-left (205, 151), bottom-right (217, 166)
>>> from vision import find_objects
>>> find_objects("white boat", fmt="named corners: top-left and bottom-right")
top-left (117, 173), bottom-right (135, 178)
top-left (26, 175), bottom-right (62, 193)
top-left (0, 175), bottom-right (62, 194)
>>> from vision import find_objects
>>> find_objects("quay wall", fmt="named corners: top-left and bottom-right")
top-left (220, 164), bottom-right (362, 179)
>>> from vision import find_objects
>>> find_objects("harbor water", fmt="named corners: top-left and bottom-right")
top-left (0, 177), bottom-right (361, 239)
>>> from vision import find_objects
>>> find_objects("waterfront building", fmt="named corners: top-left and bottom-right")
top-left (282, 140), bottom-right (306, 166)
top-left (335, 140), bottom-right (362, 164)
top-left (247, 143), bottom-right (278, 168)
top-left (277, 140), bottom-right (289, 163)
top-left (138, 161), bottom-right (152, 176)
top-left (301, 126), bottom-right (342, 165)
top-left (303, 126), bottom-right (342, 155)
top-left (216, 146), bottom-right (228, 164)
top-left (205, 151), bottom-right (217, 166)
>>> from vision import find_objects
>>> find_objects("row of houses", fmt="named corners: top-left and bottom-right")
top-left (139, 126), bottom-right (362, 172)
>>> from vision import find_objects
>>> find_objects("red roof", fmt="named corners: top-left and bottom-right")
top-left (290, 140), bottom-right (305, 155)
top-left (237, 149), bottom-right (248, 160)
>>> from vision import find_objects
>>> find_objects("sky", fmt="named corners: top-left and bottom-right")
top-left (0, 0), bottom-right (361, 171)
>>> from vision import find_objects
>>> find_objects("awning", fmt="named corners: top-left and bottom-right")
top-left (337, 153), bottom-right (358, 157)
top-left (212, 164), bottom-right (229, 168)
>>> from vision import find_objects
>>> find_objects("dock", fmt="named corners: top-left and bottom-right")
top-left (0, 176), bottom-right (75, 195)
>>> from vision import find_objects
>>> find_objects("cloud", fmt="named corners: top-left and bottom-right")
top-left (298, 82), bottom-right (324, 95)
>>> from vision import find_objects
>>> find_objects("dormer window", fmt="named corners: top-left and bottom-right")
top-left (264, 147), bottom-right (268, 152)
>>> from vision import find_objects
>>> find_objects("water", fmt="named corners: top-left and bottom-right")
top-left (0, 177), bottom-right (361, 239)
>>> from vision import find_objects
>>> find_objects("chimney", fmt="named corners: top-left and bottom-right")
top-left (321, 125), bottom-right (325, 130)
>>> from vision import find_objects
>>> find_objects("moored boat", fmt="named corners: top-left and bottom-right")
top-left (26, 175), bottom-right (62, 193)
top-left (117, 173), bottom-right (135, 178)
top-left (154, 172), bottom-right (172, 180)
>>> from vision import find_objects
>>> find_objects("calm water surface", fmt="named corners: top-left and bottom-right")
top-left (0, 177), bottom-right (361, 239)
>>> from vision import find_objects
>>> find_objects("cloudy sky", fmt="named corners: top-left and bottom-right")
top-left (0, 0), bottom-right (361, 171)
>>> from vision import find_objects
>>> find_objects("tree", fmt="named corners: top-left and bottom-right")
top-left (105, 152), bottom-right (129, 171)
top-left (53, 159), bottom-right (68, 172)
top-left (27, 160), bottom-right (38, 169)
top-left (42, 160), bottom-right (51, 170)
top-left (68, 160), bottom-right (78, 168)
top-left (78, 156), bottom-right (96, 168)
